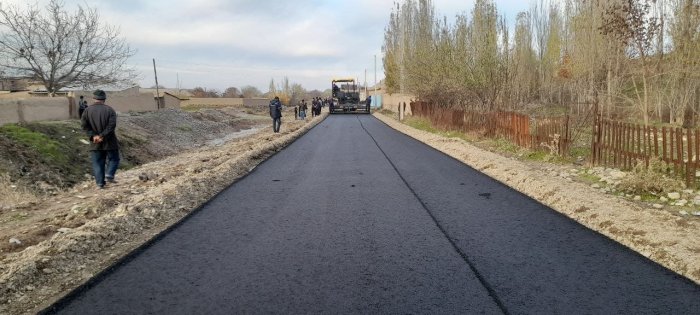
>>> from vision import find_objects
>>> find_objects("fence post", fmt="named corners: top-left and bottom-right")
top-left (687, 128), bottom-right (694, 187)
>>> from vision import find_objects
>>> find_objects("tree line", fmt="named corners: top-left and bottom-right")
top-left (383, 0), bottom-right (700, 126)
top-left (188, 77), bottom-right (330, 106)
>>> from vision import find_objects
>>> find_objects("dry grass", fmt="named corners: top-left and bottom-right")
top-left (0, 174), bottom-right (39, 209)
top-left (618, 158), bottom-right (684, 194)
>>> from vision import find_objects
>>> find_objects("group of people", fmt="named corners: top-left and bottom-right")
top-left (293, 97), bottom-right (330, 120)
top-left (269, 96), bottom-right (335, 133)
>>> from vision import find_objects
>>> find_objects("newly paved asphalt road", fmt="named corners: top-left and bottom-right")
top-left (48, 115), bottom-right (700, 314)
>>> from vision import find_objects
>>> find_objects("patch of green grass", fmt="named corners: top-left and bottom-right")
top-left (0, 124), bottom-right (67, 165)
top-left (492, 137), bottom-right (520, 154)
top-left (521, 149), bottom-right (571, 164)
top-left (176, 125), bottom-right (193, 132)
top-left (577, 172), bottom-right (601, 184)
top-left (438, 130), bottom-right (472, 141)
top-left (402, 116), bottom-right (474, 142)
top-left (524, 150), bottom-right (549, 161)
top-left (640, 193), bottom-right (659, 202)
top-left (404, 117), bottom-right (439, 134)
top-left (10, 213), bottom-right (29, 221)
top-left (569, 146), bottom-right (591, 159)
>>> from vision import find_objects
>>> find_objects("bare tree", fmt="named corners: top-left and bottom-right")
top-left (223, 86), bottom-right (240, 98)
top-left (191, 87), bottom-right (207, 98)
top-left (0, 0), bottom-right (136, 96)
top-left (601, 0), bottom-right (662, 126)
top-left (240, 85), bottom-right (262, 98)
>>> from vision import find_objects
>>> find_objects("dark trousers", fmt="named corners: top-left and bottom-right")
top-left (272, 117), bottom-right (281, 133)
top-left (91, 150), bottom-right (120, 186)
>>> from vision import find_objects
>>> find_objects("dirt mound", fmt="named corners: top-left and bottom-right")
top-left (118, 108), bottom-right (261, 162)
top-left (0, 108), bottom-right (263, 196)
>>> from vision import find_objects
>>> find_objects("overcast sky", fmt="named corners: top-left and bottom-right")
top-left (5, 0), bottom-right (531, 92)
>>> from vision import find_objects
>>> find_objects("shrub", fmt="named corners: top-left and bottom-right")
top-left (618, 158), bottom-right (683, 194)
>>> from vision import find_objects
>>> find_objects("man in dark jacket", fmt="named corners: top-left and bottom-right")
top-left (269, 96), bottom-right (282, 133)
top-left (81, 89), bottom-right (120, 189)
top-left (78, 95), bottom-right (88, 118)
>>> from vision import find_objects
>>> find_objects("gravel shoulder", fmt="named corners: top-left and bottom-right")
top-left (374, 112), bottom-right (700, 285)
top-left (0, 112), bottom-right (327, 315)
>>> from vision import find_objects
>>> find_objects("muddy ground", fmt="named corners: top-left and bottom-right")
top-left (1, 109), bottom-right (698, 314)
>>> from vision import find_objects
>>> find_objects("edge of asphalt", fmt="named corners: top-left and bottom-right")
top-left (37, 113), bottom-right (329, 314)
top-left (370, 112), bottom-right (700, 288)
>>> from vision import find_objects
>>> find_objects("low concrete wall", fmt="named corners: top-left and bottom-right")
top-left (182, 98), bottom-right (244, 107)
top-left (73, 87), bottom-right (140, 99)
top-left (107, 94), bottom-right (159, 113)
top-left (162, 93), bottom-right (182, 109)
top-left (1, 92), bottom-right (178, 126)
top-left (0, 98), bottom-right (69, 126)
top-left (380, 93), bottom-right (415, 115)
top-left (180, 98), bottom-right (271, 108)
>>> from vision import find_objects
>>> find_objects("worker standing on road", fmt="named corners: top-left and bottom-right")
top-left (81, 89), bottom-right (120, 189)
top-left (269, 96), bottom-right (282, 133)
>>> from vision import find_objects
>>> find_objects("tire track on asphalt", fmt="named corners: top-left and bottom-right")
top-left (356, 115), bottom-right (510, 315)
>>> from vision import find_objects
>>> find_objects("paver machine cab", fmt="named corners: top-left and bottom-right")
top-left (330, 78), bottom-right (369, 114)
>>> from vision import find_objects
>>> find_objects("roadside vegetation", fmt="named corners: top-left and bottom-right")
top-left (0, 121), bottom-right (93, 194)
top-left (396, 114), bottom-right (689, 209)
top-left (383, 0), bottom-right (698, 197)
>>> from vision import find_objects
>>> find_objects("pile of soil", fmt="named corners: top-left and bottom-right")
top-left (0, 108), bottom-right (265, 195)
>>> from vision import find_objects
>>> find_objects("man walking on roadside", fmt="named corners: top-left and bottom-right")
top-left (81, 89), bottom-right (120, 189)
top-left (269, 96), bottom-right (282, 133)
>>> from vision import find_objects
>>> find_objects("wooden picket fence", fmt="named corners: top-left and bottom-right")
top-left (410, 101), bottom-right (571, 155)
top-left (591, 114), bottom-right (700, 186)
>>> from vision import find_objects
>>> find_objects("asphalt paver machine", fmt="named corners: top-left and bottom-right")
top-left (330, 78), bottom-right (369, 114)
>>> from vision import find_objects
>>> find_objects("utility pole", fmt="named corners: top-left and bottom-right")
top-left (374, 54), bottom-right (378, 108)
top-left (153, 58), bottom-right (160, 110)
top-left (364, 69), bottom-right (368, 97)
top-left (176, 72), bottom-right (180, 96)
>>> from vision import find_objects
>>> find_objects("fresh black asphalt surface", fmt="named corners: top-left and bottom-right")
top-left (48, 115), bottom-right (700, 314)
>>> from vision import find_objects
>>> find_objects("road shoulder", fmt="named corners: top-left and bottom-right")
top-left (373, 112), bottom-right (700, 285)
